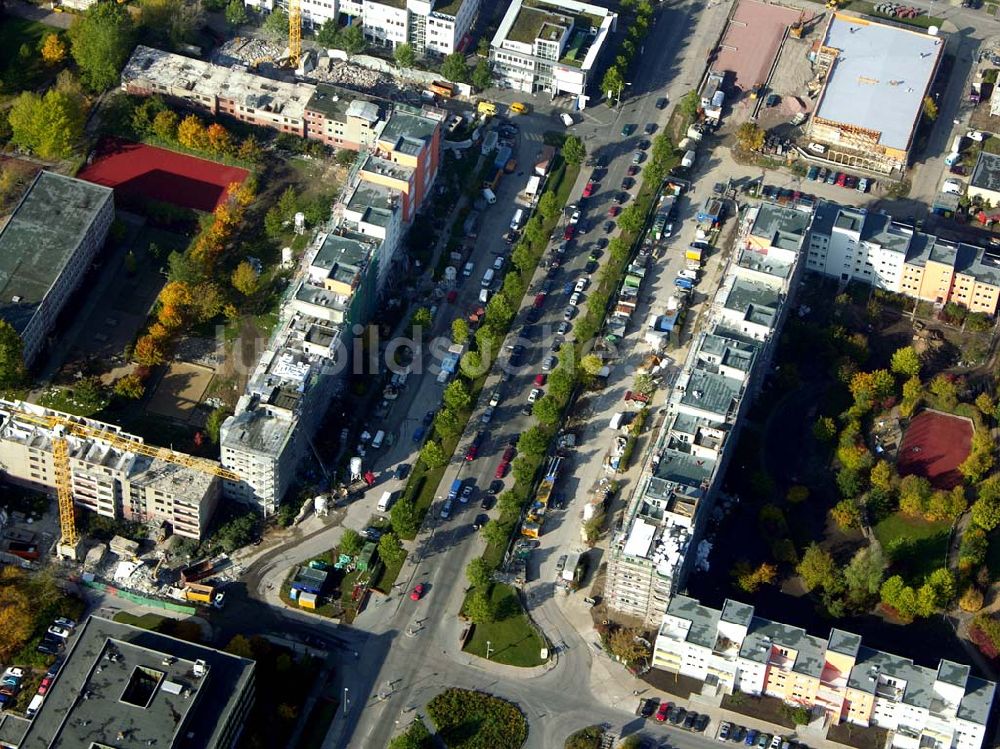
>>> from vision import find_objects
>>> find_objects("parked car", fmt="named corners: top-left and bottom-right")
top-left (655, 702), bottom-right (671, 722)
top-left (460, 485), bottom-right (475, 503)
top-left (826, 171), bottom-right (839, 185)
top-left (806, 165), bottom-right (819, 181)
top-left (472, 514), bottom-right (489, 531)
top-left (495, 461), bottom-right (509, 479)
top-left (639, 698), bottom-right (658, 718)
top-left (766, 93), bottom-right (781, 107)
top-left (47, 626), bottom-right (71, 640)
top-left (481, 406), bottom-right (494, 424)
top-left (656, 97), bottom-right (668, 109)
top-left (409, 584), bottom-right (425, 600)
top-left (757, 733), bottom-right (771, 748)
top-left (555, 555), bottom-right (568, 573)
top-left (669, 706), bottom-right (686, 725)
top-left (53, 618), bottom-right (76, 630)
top-left (621, 124), bottom-right (636, 136)
top-left (608, 205), bottom-right (620, 217)
top-left (412, 425), bottom-right (426, 443)
top-left (719, 722), bottom-right (732, 741)
top-left (731, 725), bottom-right (747, 743)
top-left (857, 177), bottom-right (869, 193)
top-left (746, 729), bottom-right (760, 745)
top-left (769, 735), bottom-right (783, 749)
top-left (694, 714), bottom-right (710, 733)
top-left (583, 181), bottom-right (596, 197)
top-left (684, 712), bottom-right (699, 730)
top-left (644, 122), bottom-right (657, 135)
top-left (439, 500), bottom-right (453, 519)
top-left (632, 151), bottom-right (645, 165)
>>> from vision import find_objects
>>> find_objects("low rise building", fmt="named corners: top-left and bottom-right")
top-left (0, 172), bottom-right (114, 367)
top-left (304, 83), bottom-right (384, 151)
top-left (489, 0), bottom-right (617, 103)
top-left (806, 201), bottom-right (1000, 315)
top-left (0, 401), bottom-right (221, 540)
top-left (967, 150), bottom-right (1000, 206)
top-left (1, 616), bottom-right (254, 749)
top-left (652, 595), bottom-right (995, 749)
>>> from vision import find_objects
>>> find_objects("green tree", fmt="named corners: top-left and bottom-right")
top-left (929, 374), bottom-right (958, 409)
top-left (231, 260), bottom-right (260, 297)
top-left (466, 557), bottom-right (492, 589)
top-left (420, 440), bottom-right (447, 469)
top-left (340, 528), bottom-right (364, 556)
top-left (391, 499), bottom-right (420, 537)
top-left (341, 24), bottom-right (365, 55)
top-left (443, 380), bottom-right (471, 413)
top-left (261, 9), bottom-right (290, 39)
top-left (482, 518), bottom-right (511, 548)
top-left (899, 474), bottom-right (933, 518)
top-left (441, 52), bottom-right (470, 83)
top-left (812, 416), bottom-right (837, 442)
top-left (460, 351), bottom-right (484, 377)
top-left (916, 567), bottom-right (954, 615)
top-left (678, 90), bottom-right (700, 119)
top-left (971, 477), bottom-right (1000, 530)
top-left (797, 543), bottom-right (843, 594)
top-left (205, 407), bottom-right (230, 444)
top-left (870, 460), bottom-right (895, 493)
top-left (844, 543), bottom-right (887, 600)
top-left (152, 109), bottom-right (179, 141)
top-left (735, 122), bottom-right (765, 152)
top-left (537, 192), bottom-right (559, 222)
top-left (518, 426), bottom-right (549, 458)
top-left (471, 58), bottom-right (492, 91)
top-left (68, 2), bottom-right (136, 91)
top-left (533, 395), bottom-right (562, 425)
top-left (411, 306), bottom-right (432, 331)
top-left (8, 89), bottom-right (85, 159)
top-left (890, 346), bottom-right (921, 377)
top-left (225, 0), bottom-right (248, 25)
top-left (581, 354), bottom-right (604, 377)
top-left (214, 512), bottom-right (256, 552)
top-left (394, 43), bottom-right (416, 70)
top-left (617, 203), bottom-right (644, 234)
top-left (451, 317), bottom-right (469, 345)
top-left (378, 532), bottom-right (406, 566)
top-left (607, 627), bottom-right (650, 665)
top-left (316, 18), bottom-right (340, 47)
top-left (601, 66), bottom-right (624, 101)
top-left (465, 589), bottom-right (495, 623)
top-left (880, 575), bottom-right (918, 621)
top-left (830, 498), bottom-right (863, 530)
top-left (0, 320), bottom-right (25, 389)
top-left (922, 95), bottom-right (938, 121)
top-left (562, 135), bottom-right (586, 165)
top-left (433, 407), bottom-right (462, 439)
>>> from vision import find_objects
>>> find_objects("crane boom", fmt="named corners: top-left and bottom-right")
top-left (288, 0), bottom-right (302, 68)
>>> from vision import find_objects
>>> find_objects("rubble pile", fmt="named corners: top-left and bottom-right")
top-left (212, 36), bottom-right (286, 67)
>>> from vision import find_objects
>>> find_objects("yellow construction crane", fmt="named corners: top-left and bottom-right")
top-left (288, 0), bottom-right (302, 69)
top-left (8, 407), bottom-right (239, 559)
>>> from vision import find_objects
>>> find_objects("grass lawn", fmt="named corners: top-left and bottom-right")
top-left (112, 611), bottom-right (168, 629)
top-left (372, 553), bottom-right (405, 593)
top-left (463, 584), bottom-right (546, 668)
top-left (874, 513), bottom-right (950, 584)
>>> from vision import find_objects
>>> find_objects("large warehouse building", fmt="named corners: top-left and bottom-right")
top-left (0, 172), bottom-right (114, 366)
top-left (807, 14), bottom-right (944, 175)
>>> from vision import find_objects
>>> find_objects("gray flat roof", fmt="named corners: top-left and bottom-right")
top-left (666, 594), bottom-right (721, 650)
top-left (20, 616), bottom-right (253, 749)
top-left (721, 599), bottom-right (754, 627)
top-left (307, 83), bottom-right (383, 122)
top-left (750, 203), bottom-right (810, 251)
top-left (971, 151), bottom-right (1000, 194)
top-left (0, 172), bottom-right (112, 334)
top-left (814, 15), bottom-right (943, 151)
top-left (723, 278), bottom-right (781, 329)
top-left (740, 617), bottom-right (827, 679)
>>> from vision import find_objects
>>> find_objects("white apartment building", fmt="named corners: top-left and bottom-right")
top-left (0, 401), bottom-right (220, 539)
top-left (653, 595), bottom-right (995, 749)
top-left (606, 203), bottom-right (810, 626)
top-left (245, 0), bottom-right (480, 56)
top-left (805, 203), bottom-right (910, 289)
top-left (489, 0), bottom-right (617, 104)
top-left (0, 172), bottom-right (114, 367)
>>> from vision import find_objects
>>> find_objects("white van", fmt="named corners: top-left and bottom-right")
top-left (377, 491), bottom-right (394, 513)
top-left (510, 208), bottom-right (525, 231)
top-left (482, 187), bottom-right (497, 204)
top-left (560, 112), bottom-right (574, 127)
top-left (481, 268), bottom-right (495, 288)
top-left (479, 288), bottom-right (490, 304)
top-left (609, 412), bottom-right (626, 430)
top-left (942, 179), bottom-right (964, 196)
top-left (678, 269), bottom-right (698, 281)
top-left (463, 261), bottom-right (474, 277)
top-left (26, 695), bottom-right (43, 720)
top-left (371, 430), bottom-right (386, 449)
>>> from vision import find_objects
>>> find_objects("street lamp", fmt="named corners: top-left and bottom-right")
top-left (343, 687), bottom-right (349, 716)
top-left (614, 81), bottom-right (632, 109)
top-left (486, 641), bottom-right (493, 660)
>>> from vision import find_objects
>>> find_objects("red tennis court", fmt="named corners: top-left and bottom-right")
top-left (78, 137), bottom-right (248, 212)
top-left (897, 410), bottom-right (973, 490)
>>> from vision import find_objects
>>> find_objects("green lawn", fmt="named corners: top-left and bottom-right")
top-left (874, 513), bottom-right (950, 584)
top-left (372, 553), bottom-right (405, 593)
top-left (463, 584), bottom-right (547, 668)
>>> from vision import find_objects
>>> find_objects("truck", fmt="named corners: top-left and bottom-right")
top-left (700, 71), bottom-right (723, 109)
top-left (477, 100), bottom-right (497, 117)
top-left (429, 80), bottom-right (455, 98)
top-left (534, 145), bottom-right (556, 177)
top-left (183, 582), bottom-right (216, 604)
top-left (510, 208), bottom-right (525, 231)
top-left (448, 478), bottom-right (462, 501)
top-left (681, 150), bottom-right (696, 169)
top-left (180, 558), bottom-right (220, 585)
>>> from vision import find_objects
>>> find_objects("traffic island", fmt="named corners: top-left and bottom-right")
top-left (279, 547), bottom-right (382, 623)
top-left (461, 583), bottom-right (547, 668)
top-left (427, 688), bottom-right (528, 749)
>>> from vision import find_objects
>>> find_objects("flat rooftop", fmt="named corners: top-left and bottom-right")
top-left (714, 0), bottom-right (801, 93)
top-left (123, 46), bottom-right (314, 122)
top-left (814, 14), bottom-right (943, 152)
top-left (222, 404), bottom-right (294, 457)
top-left (379, 110), bottom-right (438, 153)
top-left (307, 83), bottom-right (383, 122)
top-left (679, 366), bottom-right (742, 420)
top-left (20, 616), bottom-right (253, 749)
top-left (723, 278), bottom-right (781, 329)
top-left (493, 0), bottom-right (615, 70)
top-left (750, 202), bottom-right (810, 252)
top-left (971, 151), bottom-right (1000, 194)
top-left (0, 172), bottom-right (112, 335)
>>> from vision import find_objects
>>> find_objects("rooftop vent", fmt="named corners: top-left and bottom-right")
top-left (193, 659), bottom-right (207, 678)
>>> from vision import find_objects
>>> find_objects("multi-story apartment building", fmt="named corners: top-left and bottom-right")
top-left (245, 0), bottom-right (480, 56)
top-left (0, 400), bottom-right (220, 539)
top-left (653, 595), bottom-right (995, 749)
top-left (122, 46), bottom-right (315, 137)
top-left (606, 204), bottom-right (810, 626)
top-left (304, 83), bottom-right (384, 151)
top-left (221, 178), bottom-right (404, 513)
top-left (0, 172), bottom-right (114, 367)
top-left (806, 201), bottom-right (1000, 315)
top-left (0, 616), bottom-right (255, 749)
top-left (489, 0), bottom-right (617, 103)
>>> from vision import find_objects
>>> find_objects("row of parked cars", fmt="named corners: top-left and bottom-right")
top-left (805, 165), bottom-right (870, 193)
top-left (638, 698), bottom-right (709, 731)
top-left (718, 722), bottom-right (810, 749)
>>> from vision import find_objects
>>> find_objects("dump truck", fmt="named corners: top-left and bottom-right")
top-left (180, 558), bottom-right (220, 584)
top-left (183, 582), bottom-right (216, 603)
top-left (429, 80), bottom-right (455, 98)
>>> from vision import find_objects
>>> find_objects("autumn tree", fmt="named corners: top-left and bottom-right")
top-left (451, 318), bottom-right (469, 345)
top-left (870, 460), bottom-right (895, 493)
top-left (114, 373), bottom-right (145, 400)
top-left (929, 374), bottom-right (958, 410)
top-left (231, 260), bottom-right (260, 297)
top-left (733, 561), bottom-right (777, 593)
top-left (152, 109), bottom-right (179, 141)
top-left (40, 33), bottom-right (67, 65)
top-left (607, 627), bottom-right (650, 665)
top-left (898, 474), bottom-right (933, 518)
top-left (133, 333), bottom-right (167, 366)
top-left (735, 122), bottom-right (765, 152)
top-left (890, 346), bottom-right (921, 377)
top-left (830, 498), bottom-right (862, 530)
top-left (0, 572), bottom-right (33, 661)
top-left (177, 114), bottom-right (208, 150)
top-left (797, 544), bottom-right (843, 594)
top-left (205, 123), bottom-right (232, 155)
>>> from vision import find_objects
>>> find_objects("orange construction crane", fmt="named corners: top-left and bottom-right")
top-left (289, 0), bottom-right (302, 68)
top-left (7, 406), bottom-right (239, 559)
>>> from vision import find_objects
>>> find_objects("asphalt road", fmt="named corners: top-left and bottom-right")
top-left (323, 0), bottom-right (740, 746)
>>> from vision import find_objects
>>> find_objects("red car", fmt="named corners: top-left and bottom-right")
top-left (534, 374), bottom-right (546, 386)
top-left (836, 172), bottom-right (848, 187)
top-left (446, 290), bottom-right (458, 303)
top-left (533, 293), bottom-right (546, 309)
top-left (608, 205), bottom-right (620, 217)
top-left (656, 702), bottom-right (671, 722)
top-left (410, 584), bottom-right (425, 601)
top-left (503, 445), bottom-right (516, 462)
top-left (582, 181), bottom-right (596, 197)
top-left (465, 444), bottom-right (478, 461)
top-left (563, 225), bottom-right (575, 241)
top-left (495, 461), bottom-right (509, 479)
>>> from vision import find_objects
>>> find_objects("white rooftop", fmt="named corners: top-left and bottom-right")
top-left (814, 15), bottom-right (943, 151)
top-left (623, 518), bottom-right (657, 558)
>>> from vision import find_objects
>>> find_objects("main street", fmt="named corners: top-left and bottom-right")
top-left (322, 0), bottom-right (739, 746)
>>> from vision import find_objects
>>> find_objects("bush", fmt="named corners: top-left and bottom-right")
top-left (565, 725), bottom-right (604, 749)
top-left (427, 688), bottom-right (527, 749)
